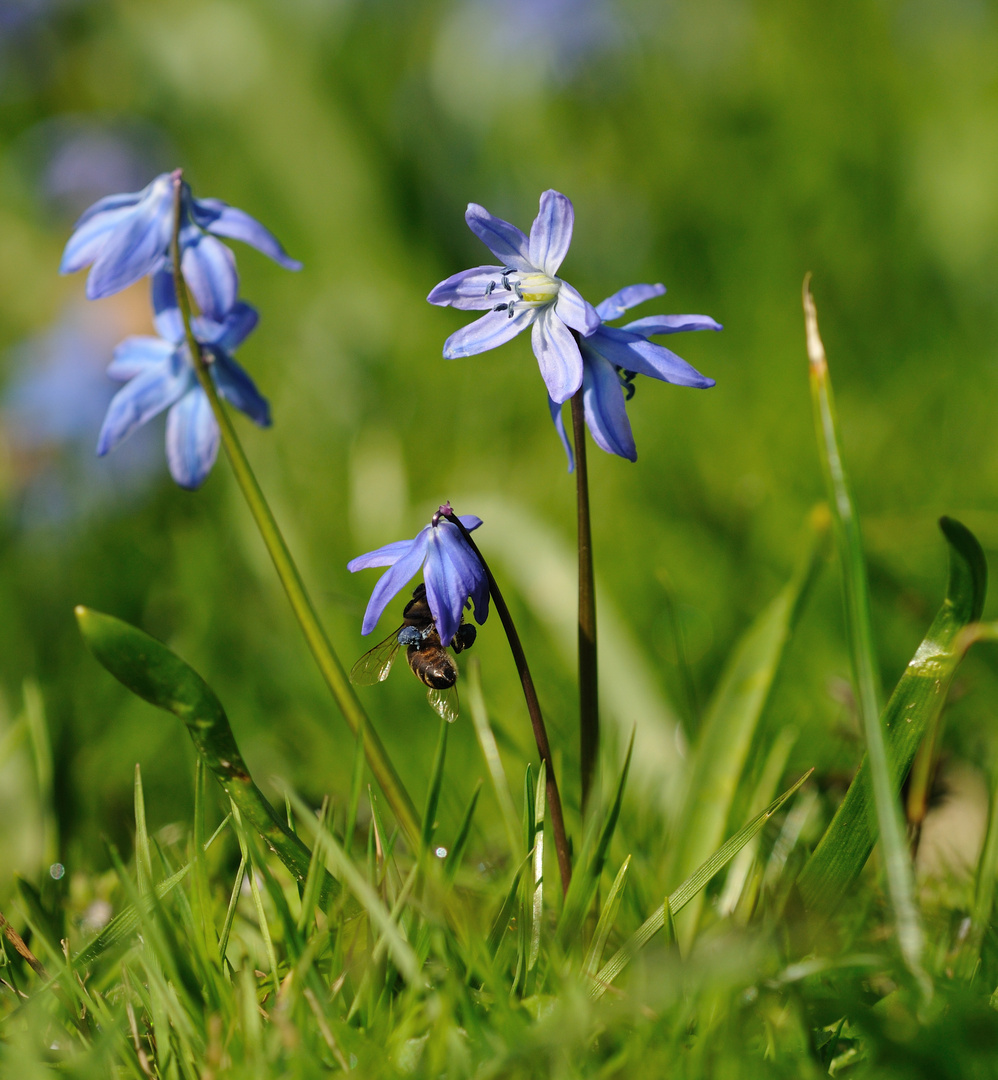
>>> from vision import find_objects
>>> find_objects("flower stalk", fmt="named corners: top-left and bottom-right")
top-left (570, 390), bottom-right (600, 816)
top-left (443, 511), bottom-right (572, 894)
top-left (168, 173), bottom-right (421, 848)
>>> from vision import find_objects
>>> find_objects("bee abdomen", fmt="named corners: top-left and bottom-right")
top-left (407, 644), bottom-right (457, 689)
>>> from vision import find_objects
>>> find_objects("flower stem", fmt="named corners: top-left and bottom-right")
top-left (443, 511), bottom-right (572, 895)
top-left (168, 173), bottom-right (421, 848)
top-left (570, 389), bottom-right (599, 817)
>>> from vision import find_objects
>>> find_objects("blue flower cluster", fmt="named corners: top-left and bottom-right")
top-left (428, 189), bottom-right (721, 466)
top-left (60, 169), bottom-right (300, 488)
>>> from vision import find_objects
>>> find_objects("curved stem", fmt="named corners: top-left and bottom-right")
top-left (570, 390), bottom-right (599, 817)
top-left (168, 173), bottom-right (420, 848)
top-left (443, 512), bottom-right (572, 895)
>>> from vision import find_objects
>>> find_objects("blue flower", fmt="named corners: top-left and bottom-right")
top-left (549, 283), bottom-right (720, 466)
top-left (427, 189), bottom-right (600, 404)
top-left (348, 509), bottom-right (489, 647)
top-left (97, 273), bottom-right (271, 490)
top-left (60, 170), bottom-right (302, 320)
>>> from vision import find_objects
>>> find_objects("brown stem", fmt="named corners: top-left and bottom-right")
top-left (570, 390), bottom-right (599, 816)
top-left (443, 512), bottom-right (572, 895)
top-left (0, 908), bottom-right (47, 980)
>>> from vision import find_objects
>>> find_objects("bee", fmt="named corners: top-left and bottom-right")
top-left (350, 583), bottom-right (476, 723)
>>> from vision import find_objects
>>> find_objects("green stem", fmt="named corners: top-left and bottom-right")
top-left (443, 512), bottom-right (572, 895)
top-left (570, 389), bottom-right (599, 816)
top-left (168, 171), bottom-right (420, 848)
top-left (803, 276), bottom-right (930, 1002)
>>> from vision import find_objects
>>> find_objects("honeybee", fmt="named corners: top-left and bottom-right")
top-left (350, 583), bottom-right (476, 723)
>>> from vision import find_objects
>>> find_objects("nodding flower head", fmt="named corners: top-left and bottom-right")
top-left (60, 169), bottom-right (301, 321)
top-left (427, 189), bottom-right (600, 405)
top-left (548, 283), bottom-right (721, 468)
top-left (348, 510), bottom-right (489, 647)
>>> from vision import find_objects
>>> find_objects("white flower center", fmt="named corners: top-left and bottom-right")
top-left (486, 268), bottom-right (559, 318)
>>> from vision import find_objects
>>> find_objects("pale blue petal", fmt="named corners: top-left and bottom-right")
top-left (165, 388), bottom-right (220, 490)
top-left (583, 352), bottom-right (636, 461)
top-left (427, 265), bottom-right (510, 310)
top-left (60, 203), bottom-right (140, 275)
top-left (348, 535), bottom-right (423, 572)
top-left (191, 198), bottom-right (302, 270)
top-left (68, 189), bottom-right (144, 232)
top-left (151, 272), bottom-right (185, 343)
top-left (424, 522), bottom-right (487, 645)
top-left (358, 534), bottom-right (430, 635)
top-left (581, 325), bottom-right (714, 388)
top-left (212, 353), bottom-right (271, 426)
top-left (528, 190), bottom-right (574, 277)
top-left (531, 309), bottom-right (584, 404)
top-left (442, 307), bottom-right (533, 358)
top-left (457, 515), bottom-right (482, 533)
top-left (97, 358), bottom-right (192, 456)
top-left (548, 395), bottom-right (575, 472)
top-left (181, 232), bottom-right (238, 322)
top-left (554, 280), bottom-right (601, 336)
top-left (107, 336), bottom-right (176, 381)
top-left (465, 203), bottom-right (532, 271)
top-left (595, 283), bottom-right (666, 321)
top-left (86, 181), bottom-right (174, 298)
top-left (624, 314), bottom-right (723, 335)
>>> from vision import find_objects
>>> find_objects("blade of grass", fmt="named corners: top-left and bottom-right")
top-left (666, 515), bottom-right (824, 946)
top-left (466, 657), bottom-right (520, 860)
top-left (582, 855), bottom-right (631, 979)
top-left (528, 761), bottom-right (546, 979)
top-left (804, 275), bottom-right (929, 998)
top-left (75, 606), bottom-right (338, 907)
top-left (591, 769), bottom-right (812, 998)
top-left (421, 718), bottom-right (449, 858)
top-left (797, 517), bottom-right (986, 921)
top-left (444, 779), bottom-right (483, 883)
top-left (133, 764), bottom-right (153, 897)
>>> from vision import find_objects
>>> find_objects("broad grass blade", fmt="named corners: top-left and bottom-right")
top-left (666, 515), bottom-right (824, 944)
top-left (75, 606), bottom-right (338, 907)
top-left (804, 277), bottom-right (931, 996)
top-left (797, 517), bottom-right (986, 918)
top-left (591, 770), bottom-right (812, 998)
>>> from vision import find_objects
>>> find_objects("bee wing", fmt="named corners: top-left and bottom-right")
top-left (426, 684), bottom-right (459, 724)
top-left (350, 629), bottom-right (404, 686)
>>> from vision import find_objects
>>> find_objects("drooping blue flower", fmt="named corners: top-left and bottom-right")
top-left (98, 272), bottom-right (270, 490)
top-left (348, 508), bottom-right (489, 647)
top-left (427, 190), bottom-right (600, 404)
top-left (60, 169), bottom-right (301, 320)
top-left (549, 283), bottom-right (720, 467)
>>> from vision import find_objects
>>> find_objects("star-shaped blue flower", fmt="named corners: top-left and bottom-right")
top-left (549, 283), bottom-right (720, 466)
top-left (97, 273), bottom-right (271, 490)
top-left (427, 189), bottom-right (600, 403)
top-left (60, 170), bottom-right (301, 321)
top-left (348, 510), bottom-right (489, 647)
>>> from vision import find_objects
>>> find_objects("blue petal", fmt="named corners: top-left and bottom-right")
top-left (457, 515), bottom-right (483, 532)
top-left (583, 353), bottom-right (636, 461)
top-left (151, 272), bottom-right (185, 343)
top-left (442, 307), bottom-right (533, 358)
top-left (60, 203), bottom-right (141, 275)
top-left (531, 309), bottom-right (584, 404)
top-left (165, 388), bottom-right (221, 490)
top-left (554, 281), bottom-right (601, 336)
top-left (212, 353), bottom-right (271, 426)
top-left (549, 395), bottom-right (575, 472)
top-left (358, 533), bottom-right (430, 635)
top-left (86, 179), bottom-right (174, 298)
top-left (465, 203), bottom-right (532, 271)
top-left (424, 521), bottom-right (487, 645)
top-left (595, 283), bottom-right (666, 321)
top-left (190, 198), bottom-right (302, 270)
top-left (623, 314), bottom-right (723, 335)
top-left (348, 536), bottom-right (422, 572)
top-left (528, 190), bottom-right (574, 277)
top-left (97, 358), bottom-right (192, 455)
top-left (427, 266), bottom-right (510, 310)
top-left (107, 336), bottom-right (176, 381)
top-left (214, 302), bottom-right (259, 351)
top-left (582, 325), bottom-right (714, 388)
top-left (181, 231), bottom-right (238, 322)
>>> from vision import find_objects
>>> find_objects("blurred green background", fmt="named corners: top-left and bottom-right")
top-left (1, 0), bottom-right (998, 883)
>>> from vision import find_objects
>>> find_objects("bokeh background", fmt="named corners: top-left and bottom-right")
top-left (2, 0), bottom-right (998, 882)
